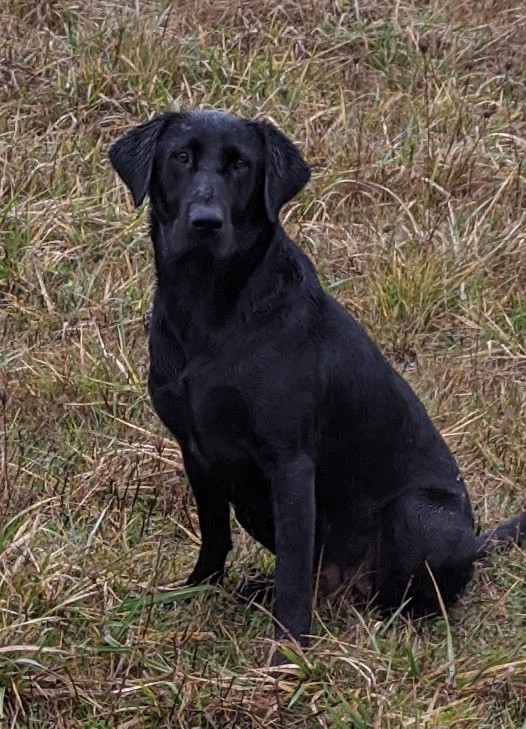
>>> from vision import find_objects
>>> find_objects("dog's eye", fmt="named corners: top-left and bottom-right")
top-left (231, 158), bottom-right (248, 171)
top-left (174, 150), bottom-right (190, 164)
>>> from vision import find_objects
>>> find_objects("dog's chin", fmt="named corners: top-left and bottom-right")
top-left (156, 220), bottom-right (235, 265)
top-left (186, 226), bottom-right (237, 260)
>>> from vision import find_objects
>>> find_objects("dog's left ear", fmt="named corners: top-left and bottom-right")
top-left (257, 121), bottom-right (310, 223)
top-left (109, 113), bottom-right (171, 207)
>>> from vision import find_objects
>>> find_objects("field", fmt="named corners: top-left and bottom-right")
top-left (1, 0), bottom-right (526, 726)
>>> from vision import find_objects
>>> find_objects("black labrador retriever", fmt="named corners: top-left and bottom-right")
top-left (109, 110), bottom-right (526, 662)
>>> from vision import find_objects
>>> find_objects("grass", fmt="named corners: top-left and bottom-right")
top-left (1, 0), bottom-right (525, 725)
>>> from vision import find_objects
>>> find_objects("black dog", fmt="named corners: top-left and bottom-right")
top-left (109, 110), bottom-right (526, 662)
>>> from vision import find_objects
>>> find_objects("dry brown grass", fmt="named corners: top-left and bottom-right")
top-left (1, 0), bottom-right (525, 726)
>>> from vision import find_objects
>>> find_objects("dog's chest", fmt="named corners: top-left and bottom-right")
top-left (149, 350), bottom-right (257, 467)
top-left (148, 367), bottom-right (190, 442)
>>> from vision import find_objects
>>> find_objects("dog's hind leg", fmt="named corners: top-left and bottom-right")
top-left (373, 491), bottom-right (478, 616)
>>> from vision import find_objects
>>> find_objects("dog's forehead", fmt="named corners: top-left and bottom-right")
top-left (166, 110), bottom-right (258, 147)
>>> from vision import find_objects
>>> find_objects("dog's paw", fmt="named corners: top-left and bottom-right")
top-left (270, 649), bottom-right (293, 668)
top-left (185, 569), bottom-right (224, 587)
top-left (268, 641), bottom-right (305, 671)
top-left (236, 573), bottom-right (275, 607)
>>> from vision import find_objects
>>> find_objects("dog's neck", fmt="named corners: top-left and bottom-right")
top-left (151, 216), bottom-right (283, 347)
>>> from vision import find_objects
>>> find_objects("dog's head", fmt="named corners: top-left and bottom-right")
top-left (109, 110), bottom-right (310, 260)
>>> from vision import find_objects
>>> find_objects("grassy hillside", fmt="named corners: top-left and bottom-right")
top-left (1, 0), bottom-right (525, 726)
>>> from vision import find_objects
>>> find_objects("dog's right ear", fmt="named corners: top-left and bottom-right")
top-left (109, 114), bottom-right (171, 207)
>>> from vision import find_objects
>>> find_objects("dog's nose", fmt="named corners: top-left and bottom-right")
top-left (189, 204), bottom-right (224, 232)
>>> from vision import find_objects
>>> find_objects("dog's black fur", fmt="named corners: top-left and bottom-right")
top-left (109, 110), bottom-right (526, 661)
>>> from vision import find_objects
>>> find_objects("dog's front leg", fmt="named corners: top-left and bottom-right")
top-left (183, 456), bottom-right (232, 586)
top-left (271, 454), bottom-right (315, 664)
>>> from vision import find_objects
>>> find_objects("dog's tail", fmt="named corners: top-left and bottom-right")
top-left (476, 510), bottom-right (526, 557)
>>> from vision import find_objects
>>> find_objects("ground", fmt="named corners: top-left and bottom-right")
top-left (1, 0), bottom-right (525, 726)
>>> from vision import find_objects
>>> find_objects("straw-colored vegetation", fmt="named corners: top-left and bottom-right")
top-left (1, 0), bottom-right (525, 725)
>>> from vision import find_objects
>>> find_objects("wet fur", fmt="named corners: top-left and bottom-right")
top-left (109, 110), bottom-right (526, 661)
